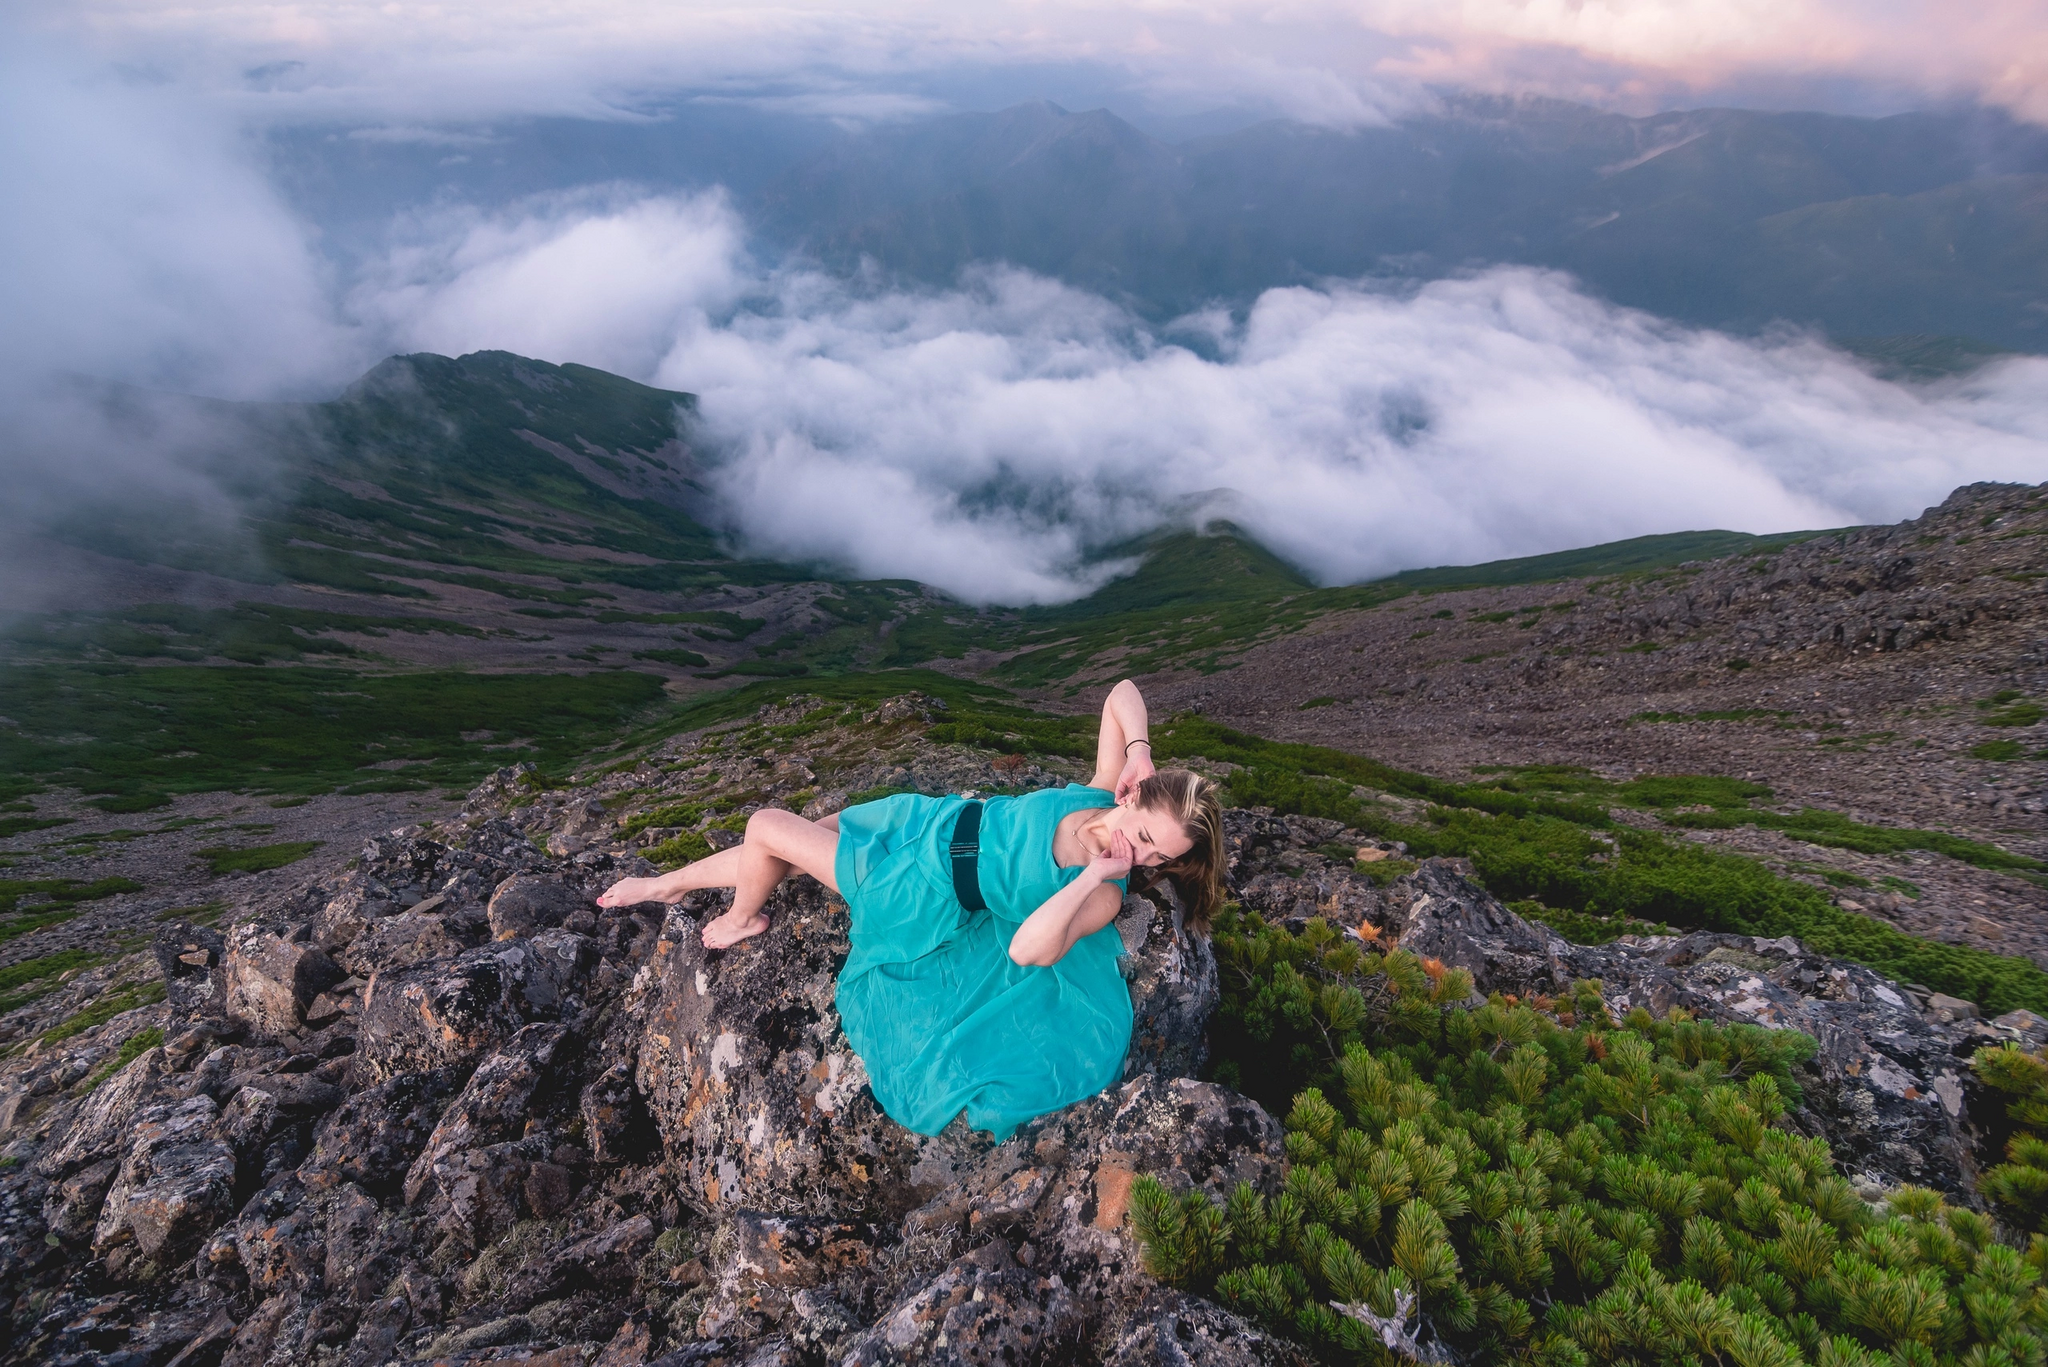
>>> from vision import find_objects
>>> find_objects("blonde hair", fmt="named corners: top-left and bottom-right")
top-left (1130, 768), bottom-right (1224, 937)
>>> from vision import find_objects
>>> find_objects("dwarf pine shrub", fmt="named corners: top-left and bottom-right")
top-left (1975, 1044), bottom-right (2048, 1239)
top-left (1151, 919), bottom-right (2048, 1365)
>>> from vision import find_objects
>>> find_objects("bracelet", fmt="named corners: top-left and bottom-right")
top-left (1125, 738), bottom-right (1152, 753)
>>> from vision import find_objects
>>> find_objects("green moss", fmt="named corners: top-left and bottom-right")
top-left (646, 831), bottom-right (713, 870)
top-left (194, 841), bottom-right (322, 875)
top-left (633, 648), bottom-right (711, 668)
top-left (0, 950), bottom-right (104, 1013)
top-left (35, 979), bottom-right (167, 1048)
top-left (1972, 739), bottom-right (2031, 761)
top-left (82, 1027), bottom-right (166, 1092)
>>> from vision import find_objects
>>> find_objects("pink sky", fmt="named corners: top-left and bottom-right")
top-left (35, 0), bottom-right (2048, 125)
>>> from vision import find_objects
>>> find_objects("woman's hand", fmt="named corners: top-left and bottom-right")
top-left (1089, 829), bottom-right (1134, 883)
top-left (1114, 744), bottom-right (1155, 804)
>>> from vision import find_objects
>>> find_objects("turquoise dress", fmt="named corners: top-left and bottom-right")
top-left (833, 784), bottom-right (1133, 1141)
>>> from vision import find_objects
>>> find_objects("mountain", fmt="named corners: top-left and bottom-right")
top-left (751, 98), bottom-right (2048, 349)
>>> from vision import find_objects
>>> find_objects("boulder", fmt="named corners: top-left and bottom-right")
top-left (837, 1239), bottom-right (1081, 1366)
top-left (36, 1045), bottom-right (167, 1177)
top-left (225, 925), bottom-right (346, 1038)
top-left (341, 911), bottom-right (465, 977)
top-left (302, 1065), bottom-right (468, 1196)
top-left (488, 874), bottom-right (590, 941)
top-left (546, 798), bottom-right (612, 858)
top-left (634, 883), bottom-right (946, 1218)
top-left (93, 1094), bottom-right (238, 1264)
top-left (405, 1024), bottom-right (570, 1205)
top-left (154, 921), bottom-right (230, 1017)
top-left (1099, 1290), bottom-right (1317, 1366)
top-left (636, 873), bottom-right (1231, 1221)
top-left (1117, 888), bottom-right (1219, 1081)
top-left (353, 930), bottom-right (594, 1086)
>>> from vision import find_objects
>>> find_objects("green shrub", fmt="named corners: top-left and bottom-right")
top-left (1974, 1045), bottom-right (2048, 1236)
top-left (646, 831), bottom-right (713, 870)
top-left (1151, 921), bottom-right (2042, 1365)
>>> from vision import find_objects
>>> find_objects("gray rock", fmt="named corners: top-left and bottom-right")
top-left (634, 882), bottom-right (948, 1218)
top-left (1119, 886), bottom-right (1220, 1081)
top-left (1099, 1290), bottom-right (1317, 1366)
top-left (225, 925), bottom-right (346, 1039)
top-left (36, 1045), bottom-right (167, 1177)
top-left (353, 930), bottom-right (594, 1086)
top-left (340, 910), bottom-right (463, 977)
top-left (93, 1094), bottom-right (238, 1264)
top-left (154, 921), bottom-right (229, 1017)
top-left (405, 1023), bottom-right (570, 1205)
top-left (488, 874), bottom-right (590, 941)
top-left (838, 1239), bottom-right (1080, 1366)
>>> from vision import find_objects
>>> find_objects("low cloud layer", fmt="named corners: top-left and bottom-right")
top-left (362, 192), bottom-right (2048, 604)
top-left (5, 38), bottom-right (2046, 610)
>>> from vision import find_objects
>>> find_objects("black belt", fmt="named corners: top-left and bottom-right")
top-left (949, 800), bottom-right (987, 912)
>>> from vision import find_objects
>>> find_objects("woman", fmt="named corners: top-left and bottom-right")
top-left (597, 678), bottom-right (1224, 1140)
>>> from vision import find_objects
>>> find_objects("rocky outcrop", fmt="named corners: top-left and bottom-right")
top-left (353, 930), bottom-right (595, 1085)
top-left (3, 728), bottom-right (2036, 1367)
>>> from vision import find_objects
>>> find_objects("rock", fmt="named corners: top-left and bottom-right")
top-left (579, 1060), bottom-right (641, 1164)
top-left (353, 931), bottom-right (595, 1086)
top-left (93, 1094), bottom-right (238, 1264)
top-left (497, 1212), bottom-right (656, 1311)
top-left (1118, 888), bottom-right (1219, 1081)
top-left (36, 1045), bottom-right (167, 1177)
top-left (694, 1211), bottom-right (888, 1342)
top-left (225, 925), bottom-right (346, 1038)
top-left (489, 874), bottom-right (590, 941)
top-left (546, 798), bottom-right (612, 858)
top-left (1099, 1290), bottom-right (1317, 1366)
top-left (837, 1239), bottom-right (1081, 1366)
top-left (1926, 992), bottom-right (1981, 1024)
top-left (43, 1157), bottom-right (120, 1244)
top-left (154, 922), bottom-right (230, 1017)
top-left (405, 1024), bottom-right (569, 1206)
top-left (635, 883), bottom-right (944, 1217)
top-left (342, 911), bottom-right (464, 977)
top-left (302, 1066), bottom-right (468, 1196)
top-left (314, 884), bottom-right (399, 952)
top-left (1392, 857), bottom-right (1561, 994)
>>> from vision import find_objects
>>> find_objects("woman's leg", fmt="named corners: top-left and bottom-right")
top-left (701, 809), bottom-right (841, 948)
top-left (597, 811), bottom-right (843, 947)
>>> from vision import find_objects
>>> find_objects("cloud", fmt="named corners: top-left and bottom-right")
top-left (360, 190), bottom-right (2048, 605)
top-left (24, 1), bottom-right (2048, 130)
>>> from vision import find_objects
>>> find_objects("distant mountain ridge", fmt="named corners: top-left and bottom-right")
top-left (8, 351), bottom-right (1845, 693)
top-left (751, 98), bottom-right (2048, 350)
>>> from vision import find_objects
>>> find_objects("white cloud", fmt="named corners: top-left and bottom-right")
top-left (360, 191), bottom-right (2048, 604)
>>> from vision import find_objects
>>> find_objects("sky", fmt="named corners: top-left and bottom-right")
top-left (4, 2), bottom-right (2048, 604)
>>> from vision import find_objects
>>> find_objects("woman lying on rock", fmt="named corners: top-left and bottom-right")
top-left (597, 677), bottom-right (1223, 1140)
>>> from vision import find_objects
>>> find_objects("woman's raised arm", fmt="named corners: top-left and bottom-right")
top-left (1088, 679), bottom-right (1156, 801)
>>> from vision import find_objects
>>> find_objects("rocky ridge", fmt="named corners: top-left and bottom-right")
top-left (1, 701), bottom-right (2042, 1366)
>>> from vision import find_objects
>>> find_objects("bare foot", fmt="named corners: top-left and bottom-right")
top-left (701, 908), bottom-right (770, 949)
top-left (597, 876), bottom-right (667, 908)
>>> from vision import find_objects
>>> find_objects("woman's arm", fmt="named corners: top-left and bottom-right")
top-left (1007, 833), bottom-right (1130, 966)
top-left (1088, 679), bottom-right (1156, 801)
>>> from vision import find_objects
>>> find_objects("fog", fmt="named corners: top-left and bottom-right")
top-left (5, 20), bottom-right (2048, 609)
top-left (355, 190), bottom-right (2048, 604)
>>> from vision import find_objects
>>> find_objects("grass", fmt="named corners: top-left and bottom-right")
top-left (82, 1027), bottom-right (165, 1092)
top-left (29, 979), bottom-right (167, 1050)
top-left (0, 950), bottom-right (104, 1014)
top-left (0, 664), bottom-right (668, 805)
top-left (195, 841), bottom-right (323, 875)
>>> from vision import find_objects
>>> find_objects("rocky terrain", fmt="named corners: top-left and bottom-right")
top-left (1140, 482), bottom-right (2048, 965)
top-left (4, 696), bottom-right (2045, 1367)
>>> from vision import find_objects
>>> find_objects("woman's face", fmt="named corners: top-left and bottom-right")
top-left (1113, 799), bottom-right (1196, 866)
